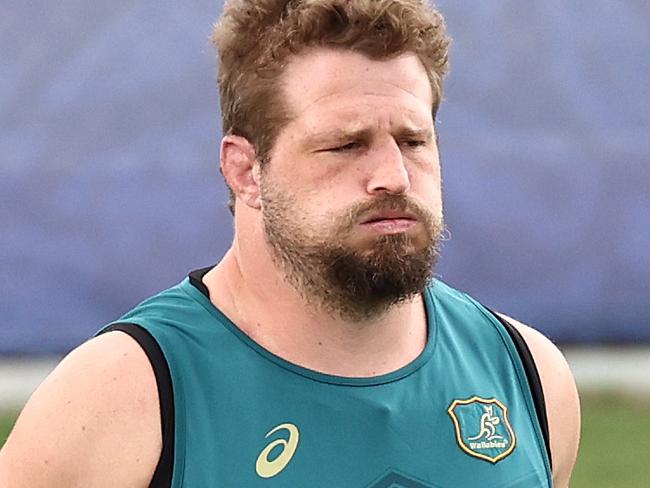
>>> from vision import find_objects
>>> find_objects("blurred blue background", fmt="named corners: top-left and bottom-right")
top-left (1, 0), bottom-right (649, 354)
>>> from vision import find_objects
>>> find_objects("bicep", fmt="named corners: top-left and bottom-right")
top-left (0, 332), bottom-right (161, 488)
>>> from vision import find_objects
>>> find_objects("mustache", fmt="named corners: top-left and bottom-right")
top-left (339, 194), bottom-right (434, 231)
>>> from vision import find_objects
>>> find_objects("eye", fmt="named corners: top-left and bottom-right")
top-left (400, 139), bottom-right (427, 148)
top-left (326, 141), bottom-right (361, 152)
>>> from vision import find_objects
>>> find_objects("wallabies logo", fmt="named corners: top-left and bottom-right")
top-left (447, 397), bottom-right (516, 463)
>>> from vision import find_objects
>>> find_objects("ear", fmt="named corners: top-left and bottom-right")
top-left (220, 135), bottom-right (262, 210)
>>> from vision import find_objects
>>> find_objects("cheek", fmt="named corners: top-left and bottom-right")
top-left (287, 187), bottom-right (337, 229)
top-left (303, 166), bottom-right (362, 206)
top-left (411, 159), bottom-right (442, 197)
top-left (406, 166), bottom-right (443, 224)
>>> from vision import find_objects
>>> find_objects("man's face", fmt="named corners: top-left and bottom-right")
top-left (260, 48), bottom-right (444, 320)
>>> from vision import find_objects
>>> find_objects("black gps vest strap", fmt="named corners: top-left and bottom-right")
top-left (102, 323), bottom-right (174, 488)
top-left (487, 310), bottom-right (553, 470)
top-left (188, 266), bottom-right (212, 295)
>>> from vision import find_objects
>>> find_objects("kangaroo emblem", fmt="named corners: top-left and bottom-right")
top-left (468, 405), bottom-right (504, 441)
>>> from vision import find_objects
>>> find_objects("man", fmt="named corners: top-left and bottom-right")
top-left (0, 0), bottom-right (580, 486)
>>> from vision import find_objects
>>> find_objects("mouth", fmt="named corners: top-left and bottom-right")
top-left (360, 210), bottom-right (418, 224)
top-left (359, 211), bottom-right (419, 233)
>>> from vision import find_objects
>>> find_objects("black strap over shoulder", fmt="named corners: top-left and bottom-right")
top-left (486, 310), bottom-right (552, 470)
top-left (103, 323), bottom-right (175, 488)
top-left (189, 266), bottom-right (212, 297)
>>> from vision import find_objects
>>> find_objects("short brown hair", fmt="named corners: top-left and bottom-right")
top-left (212, 0), bottom-right (451, 213)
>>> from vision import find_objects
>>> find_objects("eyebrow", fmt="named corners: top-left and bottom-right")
top-left (303, 128), bottom-right (368, 146)
top-left (393, 127), bottom-right (433, 141)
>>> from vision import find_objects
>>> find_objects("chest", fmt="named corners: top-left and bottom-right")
top-left (172, 362), bottom-right (550, 487)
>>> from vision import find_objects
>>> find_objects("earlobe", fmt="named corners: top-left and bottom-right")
top-left (220, 135), bottom-right (262, 210)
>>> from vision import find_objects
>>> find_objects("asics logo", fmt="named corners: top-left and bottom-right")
top-left (255, 423), bottom-right (300, 478)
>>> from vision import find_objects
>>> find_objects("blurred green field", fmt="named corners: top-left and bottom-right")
top-left (571, 393), bottom-right (650, 488)
top-left (1, 393), bottom-right (649, 486)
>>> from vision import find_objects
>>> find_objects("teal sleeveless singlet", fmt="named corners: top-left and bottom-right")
top-left (100, 276), bottom-right (552, 487)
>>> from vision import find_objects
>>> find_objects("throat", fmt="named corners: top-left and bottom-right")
top-left (250, 294), bottom-right (429, 378)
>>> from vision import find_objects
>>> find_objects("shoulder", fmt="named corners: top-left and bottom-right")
top-left (0, 331), bottom-right (161, 488)
top-left (497, 314), bottom-right (581, 488)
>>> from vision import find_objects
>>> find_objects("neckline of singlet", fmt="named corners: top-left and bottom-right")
top-left (183, 266), bottom-right (439, 387)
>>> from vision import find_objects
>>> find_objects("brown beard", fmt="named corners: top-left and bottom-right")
top-left (262, 188), bottom-right (443, 321)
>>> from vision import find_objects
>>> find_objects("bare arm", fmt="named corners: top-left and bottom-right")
top-left (499, 314), bottom-right (581, 488)
top-left (0, 332), bottom-right (161, 488)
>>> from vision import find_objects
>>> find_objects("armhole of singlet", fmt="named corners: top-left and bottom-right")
top-left (486, 309), bottom-right (553, 470)
top-left (102, 322), bottom-right (175, 488)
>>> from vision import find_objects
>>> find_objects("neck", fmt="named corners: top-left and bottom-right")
top-left (203, 235), bottom-right (428, 377)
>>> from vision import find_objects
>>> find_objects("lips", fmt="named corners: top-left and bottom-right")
top-left (360, 210), bottom-right (418, 224)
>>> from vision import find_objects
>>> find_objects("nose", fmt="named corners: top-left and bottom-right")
top-left (365, 139), bottom-right (411, 195)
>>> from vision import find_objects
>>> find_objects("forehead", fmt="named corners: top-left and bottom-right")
top-left (279, 48), bottom-right (434, 134)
